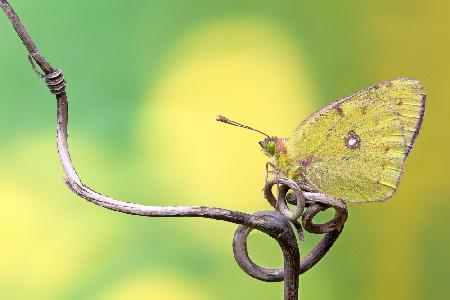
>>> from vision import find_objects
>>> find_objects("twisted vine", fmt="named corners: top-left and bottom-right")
top-left (0, 1), bottom-right (348, 299)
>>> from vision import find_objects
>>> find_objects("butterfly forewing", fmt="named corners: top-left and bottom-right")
top-left (286, 78), bottom-right (425, 202)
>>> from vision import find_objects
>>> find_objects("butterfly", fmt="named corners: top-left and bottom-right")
top-left (217, 78), bottom-right (425, 202)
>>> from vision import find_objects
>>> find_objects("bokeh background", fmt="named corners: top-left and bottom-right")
top-left (0, 0), bottom-right (449, 299)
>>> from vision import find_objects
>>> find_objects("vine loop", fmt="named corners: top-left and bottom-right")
top-left (232, 211), bottom-right (294, 282)
top-left (232, 178), bottom-right (349, 279)
top-left (264, 177), bottom-right (305, 221)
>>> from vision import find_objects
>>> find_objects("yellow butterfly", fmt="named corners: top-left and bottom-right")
top-left (217, 78), bottom-right (425, 202)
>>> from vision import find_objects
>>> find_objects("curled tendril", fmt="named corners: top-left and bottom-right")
top-left (232, 178), bottom-right (348, 282)
top-left (27, 55), bottom-right (66, 95)
top-left (233, 211), bottom-right (299, 283)
top-left (264, 177), bottom-right (348, 233)
top-left (44, 69), bottom-right (66, 95)
top-left (264, 177), bottom-right (306, 221)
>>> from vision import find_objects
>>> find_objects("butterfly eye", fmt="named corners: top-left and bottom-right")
top-left (266, 141), bottom-right (276, 155)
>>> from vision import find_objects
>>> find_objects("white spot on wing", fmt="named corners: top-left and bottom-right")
top-left (348, 137), bottom-right (358, 147)
top-left (345, 130), bottom-right (361, 149)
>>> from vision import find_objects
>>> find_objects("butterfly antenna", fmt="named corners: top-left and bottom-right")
top-left (216, 115), bottom-right (271, 138)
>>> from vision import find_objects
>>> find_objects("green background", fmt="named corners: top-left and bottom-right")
top-left (0, 0), bottom-right (449, 299)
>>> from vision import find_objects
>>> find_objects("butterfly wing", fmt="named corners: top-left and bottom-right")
top-left (286, 78), bottom-right (425, 202)
top-left (361, 78), bottom-right (425, 154)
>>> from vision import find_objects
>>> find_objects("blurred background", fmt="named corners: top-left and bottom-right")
top-left (0, 0), bottom-right (449, 299)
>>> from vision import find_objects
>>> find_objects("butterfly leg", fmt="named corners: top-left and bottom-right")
top-left (265, 162), bottom-right (284, 201)
top-left (265, 162), bottom-right (280, 183)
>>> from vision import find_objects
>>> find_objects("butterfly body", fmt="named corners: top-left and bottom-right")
top-left (260, 78), bottom-right (425, 203)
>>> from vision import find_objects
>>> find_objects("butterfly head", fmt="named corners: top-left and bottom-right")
top-left (259, 137), bottom-right (287, 157)
top-left (259, 137), bottom-right (276, 156)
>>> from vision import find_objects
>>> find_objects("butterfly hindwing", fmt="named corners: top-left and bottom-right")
top-left (285, 78), bottom-right (425, 202)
